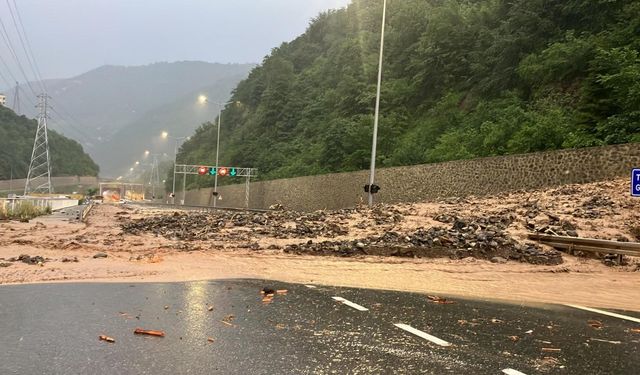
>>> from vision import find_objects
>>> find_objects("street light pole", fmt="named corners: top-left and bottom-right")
top-left (213, 106), bottom-right (222, 208)
top-left (171, 136), bottom-right (188, 205)
top-left (368, 0), bottom-right (387, 207)
top-left (197, 97), bottom-right (237, 208)
top-left (172, 140), bottom-right (177, 204)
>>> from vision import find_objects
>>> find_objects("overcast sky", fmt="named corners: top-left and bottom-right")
top-left (0, 0), bottom-right (350, 83)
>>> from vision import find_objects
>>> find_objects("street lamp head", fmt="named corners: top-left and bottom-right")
top-left (161, 131), bottom-right (169, 139)
top-left (144, 150), bottom-right (150, 156)
top-left (129, 167), bottom-right (134, 172)
top-left (135, 161), bottom-right (140, 165)
top-left (198, 95), bottom-right (208, 104)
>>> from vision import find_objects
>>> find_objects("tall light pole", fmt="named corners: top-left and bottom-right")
top-left (198, 96), bottom-right (238, 208)
top-left (159, 133), bottom-right (190, 204)
top-left (171, 136), bottom-right (189, 204)
top-left (368, 0), bottom-right (387, 206)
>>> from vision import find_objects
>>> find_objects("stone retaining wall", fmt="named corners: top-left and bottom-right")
top-left (185, 143), bottom-right (640, 211)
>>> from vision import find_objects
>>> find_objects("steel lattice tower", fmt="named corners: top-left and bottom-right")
top-left (13, 82), bottom-right (20, 114)
top-left (24, 93), bottom-right (53, 195)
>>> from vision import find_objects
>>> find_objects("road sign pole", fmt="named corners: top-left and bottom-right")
top-left (182, 171), bottom-right (187, 205)
top-left (245, 175), bottom-right (250, 208)
top-left (213, 107), bottom-right (222, 208)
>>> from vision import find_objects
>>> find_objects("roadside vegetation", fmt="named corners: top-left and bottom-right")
top-left (0, 202), bottom-right (52, 221)
top-left (173, 0), bottom-right (640, 189)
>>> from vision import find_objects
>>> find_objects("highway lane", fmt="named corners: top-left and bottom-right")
top-left (0, 279), bottom-right (638, 374)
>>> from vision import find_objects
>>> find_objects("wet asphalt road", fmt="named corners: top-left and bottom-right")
top-left (50, 204), bottom-right (88, 222)
top-left (0, 279), bottom-right (638, 374)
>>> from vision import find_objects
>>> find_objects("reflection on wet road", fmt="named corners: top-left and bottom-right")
top-left (0, 279), bottom-right (638, 374)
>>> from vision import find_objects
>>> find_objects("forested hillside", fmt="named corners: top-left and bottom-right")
top-left (176, 0), bottom-right (640, 186)
top-left (0, 106), bottom-right (99, 180)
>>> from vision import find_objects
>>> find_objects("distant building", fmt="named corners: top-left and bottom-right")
top-left (0, 94), bottom-right (6, 106)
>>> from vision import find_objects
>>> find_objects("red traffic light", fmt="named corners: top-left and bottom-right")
top-left (198, 166), bottom-right (208, 175)
top-left (218, 167), bottom-right (228, 176)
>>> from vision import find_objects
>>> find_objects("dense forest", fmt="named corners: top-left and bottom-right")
top-left (0, 105), bottom-right (99, 180)
top-left (175, 0), bottom-right (640, 188)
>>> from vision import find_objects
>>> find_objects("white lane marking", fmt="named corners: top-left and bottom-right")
top-left (304, 285), bottom-right (316, 289)
top-left (565, 304), bottom-right (640, 324)
top-left (332, 296), bottom-right (368, 311)
top-left (393, 323), bottom-right (452, 347)
top-left (502, 369), bottom-right (527, 375)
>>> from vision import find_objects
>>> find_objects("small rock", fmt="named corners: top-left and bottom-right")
top-left (490, 256), bottom-right (508, 264)
top-left (93, 253), bottom-right (108, 259)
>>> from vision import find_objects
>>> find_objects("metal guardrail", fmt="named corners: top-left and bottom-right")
top-left (81, 203), bottom-right (94, 222)
top-left (127, 201), bottom-right (272, 214)
top-left (528, 233), bottom-right (640, 257)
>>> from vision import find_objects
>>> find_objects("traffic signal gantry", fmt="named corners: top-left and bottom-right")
top-left (174, 164), bottom-right (258, 207)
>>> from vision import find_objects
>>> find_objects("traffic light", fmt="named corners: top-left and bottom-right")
top-left (209, 167), bottom-right (217, 176)
top-left (218, 167), bottom-right (228, 176)
top-left (198, 166), bottom-right (208, 175)
top-left (230, 168), bottom-right (237, 177)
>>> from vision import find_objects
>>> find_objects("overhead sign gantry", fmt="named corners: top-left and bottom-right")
top-left (173, 164), bottom-right (258, 207)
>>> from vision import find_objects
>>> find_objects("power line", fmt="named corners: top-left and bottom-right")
top-left (0, 13), bottom-right (38, 97)
top-left (5, 0), bottom-right (44, 92)
top-left (7, 0), bottom-right (46, 92)
top-left (0, 64), bottom-right (11, 88)
top-left (1, 1), bottom-right (93, 152)
top-left (0, 52), bottom-right (20, 87)
top-left (0, 60), bottom-right (36, 110)
top-left (48, 110), bottom-right (94, 144)
top-left (3, 1), bottom-right (91, 147)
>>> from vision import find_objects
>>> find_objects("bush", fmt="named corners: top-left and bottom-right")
top-left (0, 202), bottom-right (51, 221)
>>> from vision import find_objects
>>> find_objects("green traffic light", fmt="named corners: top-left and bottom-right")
top-left (230, 168), bottom-right (237, 176)
top-left (209, 167), bottom-right (217, 176)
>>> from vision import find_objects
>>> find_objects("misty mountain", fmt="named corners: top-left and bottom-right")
top-left (10, 61), bottom-right (254, 176)
top-left (95, 79), bottom-right (243, 177)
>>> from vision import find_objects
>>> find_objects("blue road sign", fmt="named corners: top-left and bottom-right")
top-left (632, 169), bottom-right (640, 197)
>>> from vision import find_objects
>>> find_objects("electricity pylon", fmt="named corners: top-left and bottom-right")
top-left (13, 82), bottom-right (20, 114)
top-left (24, 93), bottom-right (53, 195)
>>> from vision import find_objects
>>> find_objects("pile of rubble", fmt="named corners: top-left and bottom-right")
top-left (121, 212), bottom-right (226, 240)
top-left (285, 217), bottom-right (563, 265)
top-left (3, 254), bottom-right (47, 265)
top-left (121, 209), bottom-right (353, 241)
top-left (572, 195), bottom-right (616, 219)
